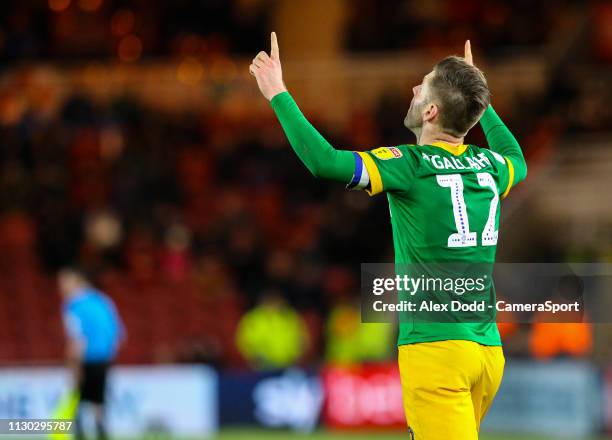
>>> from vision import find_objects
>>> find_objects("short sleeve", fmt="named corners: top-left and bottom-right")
top-left (63, 311), bottom-right (84, 341)
top-left (350, 146), bottom-right (419, 195)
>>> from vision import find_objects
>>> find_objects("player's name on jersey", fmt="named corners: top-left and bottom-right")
top-left (421, 152), bottom-right (494, 171)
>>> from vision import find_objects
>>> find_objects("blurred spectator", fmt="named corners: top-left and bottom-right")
top-left (529, 275), bottom-right (593, 360)
top-left (325, 300), bottom-right (393, 364)
top-left (529, 322), bottom-right (593, 360)
top-left (159, 222), bottom-right (193, 282)
top-left (236, 291), bottom-right (309, 370)
top-left (81, 209), bottom-right (122, 268)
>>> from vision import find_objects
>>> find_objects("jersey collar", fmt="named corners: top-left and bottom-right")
top-left (429, 142), bottom-right (468, 156)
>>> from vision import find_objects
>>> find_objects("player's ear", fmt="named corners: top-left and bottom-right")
top-left (422, 103), bottom-right (438, 122)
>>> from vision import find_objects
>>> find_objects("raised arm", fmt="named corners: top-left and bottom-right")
top-left (464, 40), bottom-right (527, 184)
top-left (249, 33), bottom-right (355, 183)
top-left (479, 105), bottom-right (527, 183)
top-left (270, 92), bottom-right (354, 180)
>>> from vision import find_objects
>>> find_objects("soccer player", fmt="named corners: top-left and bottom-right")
top-left (249, 34), bottom-right (526, 439)
top-left (59, 268), bottom-right (125, 440)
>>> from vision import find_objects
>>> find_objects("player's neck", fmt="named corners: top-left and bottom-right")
top-left (418, 127), bottom-right (464, 146)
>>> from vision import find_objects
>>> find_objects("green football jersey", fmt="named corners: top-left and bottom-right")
top-left (353, 142), bottom-right (518, 347)
top-left (269, 92), bottom-right (526, 349)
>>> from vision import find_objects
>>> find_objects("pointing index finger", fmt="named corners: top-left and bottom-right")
top-left (271, 32), bottom-right (279, 60)
top-left (464, 40), bottom-right (473, 65)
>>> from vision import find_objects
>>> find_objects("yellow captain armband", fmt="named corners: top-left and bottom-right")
top-left (357, 152), bottom-right (383, 195)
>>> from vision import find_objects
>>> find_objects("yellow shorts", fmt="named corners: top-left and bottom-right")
top-left (398, 340), bottom-right (505, 440)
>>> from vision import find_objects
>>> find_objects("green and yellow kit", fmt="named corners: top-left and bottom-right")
top-left (270, 91), bottom-right (527, 348)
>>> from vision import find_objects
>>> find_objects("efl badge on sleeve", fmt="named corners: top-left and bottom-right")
top-left (371, 147), bottom-right (403, 160)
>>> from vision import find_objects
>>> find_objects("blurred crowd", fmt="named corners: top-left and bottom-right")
top-left (1, 0), bottom-right (611, 62)
top-left (0, 0), bottom-right (611, 368)
top-left (0, 0), bottom-right (272, 61)
top-left (0, 66), bottom-right (601, 367)
top-left (0, 72), bottom-right (398, 366)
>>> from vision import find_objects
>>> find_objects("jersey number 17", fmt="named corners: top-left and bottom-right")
top-left (436, 173), bottom-right (499, 248)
